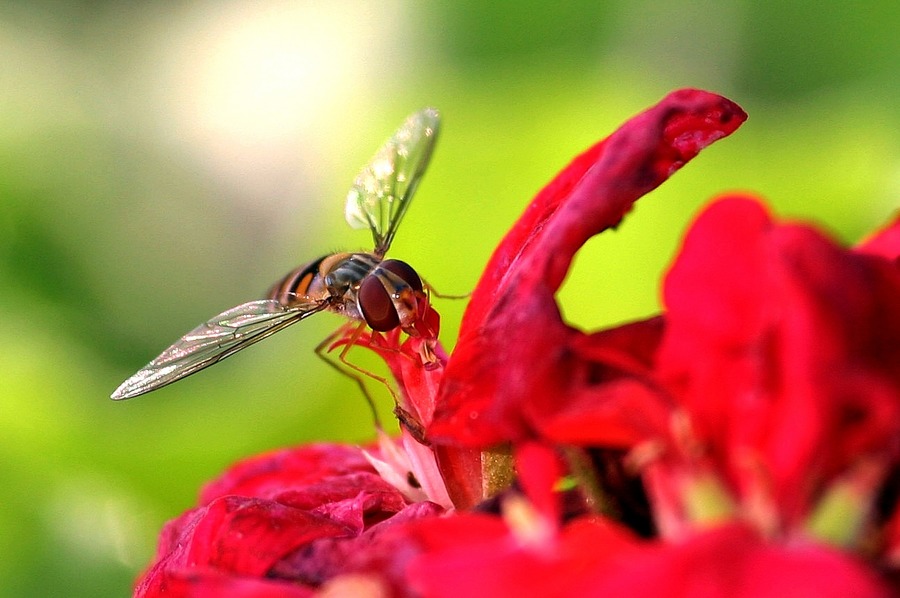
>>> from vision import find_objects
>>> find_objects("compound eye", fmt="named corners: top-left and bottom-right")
top-left (379, 259), bottom-right (423, 292)
top-left (358, 276), bottom-right (400, 331)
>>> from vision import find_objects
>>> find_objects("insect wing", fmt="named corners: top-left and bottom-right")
top-left (345, 107), bottom-right (440, 256)
top-left (111, 299), bottom-right (325, 400)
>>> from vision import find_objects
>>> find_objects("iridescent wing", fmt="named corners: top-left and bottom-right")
top-left (345, 107), bottom-right (440, 257)
top-left (110, 299), bottom-right (327, 400)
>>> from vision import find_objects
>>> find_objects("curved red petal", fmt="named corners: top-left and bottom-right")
top-left (461, 90), bottom-right (747, 331)
top-left (431, 89), bottom-right (746, 447)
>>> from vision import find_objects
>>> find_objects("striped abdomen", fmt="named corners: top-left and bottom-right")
top-left (266, 255), bottom-right (331, 307)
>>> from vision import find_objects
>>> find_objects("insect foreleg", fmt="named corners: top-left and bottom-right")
top-left (315, 322), bottom-right (405, 431)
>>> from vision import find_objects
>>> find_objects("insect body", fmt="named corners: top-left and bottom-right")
top-left (111, 108), bottom-right (440, 401)
top-left (267, 253), bottom-right (426, 332)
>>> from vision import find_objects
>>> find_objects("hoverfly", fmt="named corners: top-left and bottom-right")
top-left (111, 108), bottom-right (440, 401)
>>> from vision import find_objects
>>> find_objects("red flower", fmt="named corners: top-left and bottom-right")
top-left (133, 90), bottom-right (900, 597)
top-left (649, 197), bottom-right (900, 539)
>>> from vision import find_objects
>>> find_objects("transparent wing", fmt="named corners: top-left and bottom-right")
top-left (345, 107), bottom-right (440, 256)
top-left (110, 299), bottom-right (326, 400)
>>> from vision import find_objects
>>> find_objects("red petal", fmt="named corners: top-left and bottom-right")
top-left (515, 442), bottom-right (565, 524)
top-left (276, 472), bottom-right (409, 533)
top-left (534, 317), bottom-right (670, 447)
top-left (431, 89), bottom-right (746, 447)
top-left (856, 211), bottom-right (900, 262)
top-left (538, 378), bottom-right (669, 447)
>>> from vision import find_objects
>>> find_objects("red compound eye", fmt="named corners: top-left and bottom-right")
top-left (380, 259), bottom-right (423, 292)
top-left (358, 275), bottom-right (400, 331)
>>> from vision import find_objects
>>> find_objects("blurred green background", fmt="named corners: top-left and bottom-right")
top-left (1, 0), bottom-right (897, 595)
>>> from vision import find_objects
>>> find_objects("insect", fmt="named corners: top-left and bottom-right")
top-left (111, 108), bottom-right (441, 401)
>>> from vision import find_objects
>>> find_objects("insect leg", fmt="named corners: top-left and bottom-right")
top-left (316, 322), bottom-right (415, 430)
top-left (315, 323), bottom-right (384, 430)
top-left (337, 335), bottom-right (428, 444)
top-left (336, 323), bottom-right (405, 407)
top-left (420, 276), bottom-right (471, 300)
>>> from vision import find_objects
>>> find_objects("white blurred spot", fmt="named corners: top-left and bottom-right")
top-left (146, 0), bottom-right (411, 210)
